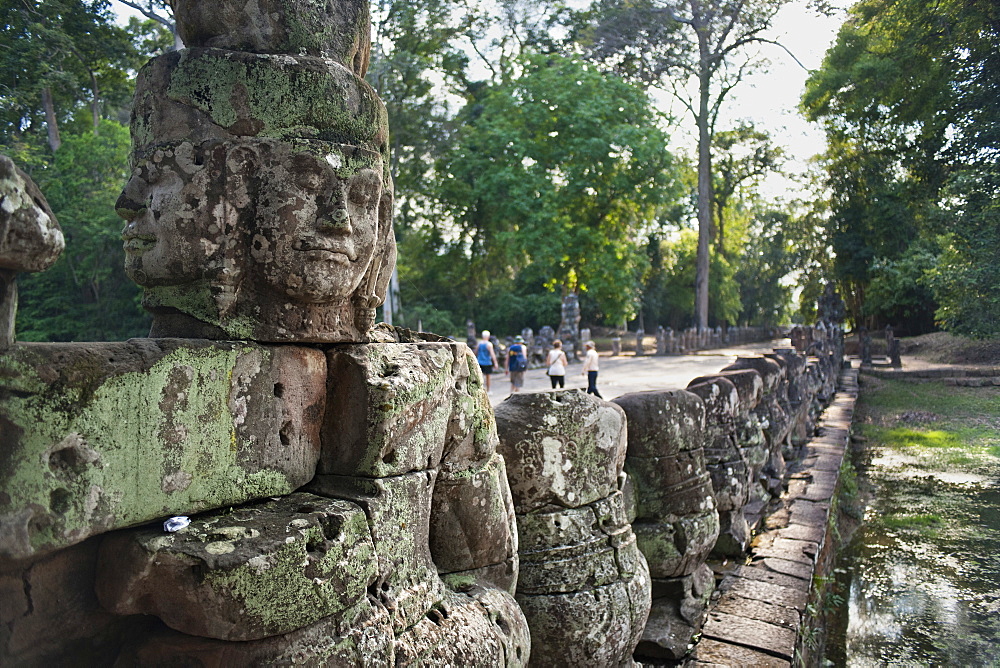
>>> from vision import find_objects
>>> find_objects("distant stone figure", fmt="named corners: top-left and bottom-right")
top-left (817, 281), bottom-right (846, 326)
top-left (559, 292), bottom-right (581, 358)
top-left (860, 326), bottom-right (872, 367)
top-left (886, 324), bottom-right (901, 368)
top-left (0, 154), bottom-right (64, 351)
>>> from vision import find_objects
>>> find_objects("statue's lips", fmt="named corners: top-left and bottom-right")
top-left (295, 241), bottom-right (357, 262)
top-left (123, 235), bottom-right (156, 254)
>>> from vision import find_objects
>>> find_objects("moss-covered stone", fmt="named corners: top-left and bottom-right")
top-left (394, 585), bottom-right (530, 667)
top-left (172, 0), bottom-right (372, 74)
top-left (115, 600), bottom-right (395, 667)
top-left (612, 389), bottom-right (706, 459)
top-left (131, 49), bottom-right (387, 159)
top-left (430, 453), bottom-right (517, 590)
top-left (95, 493), bottom-right (377, 641)
top-left (322, 342), bottom-right (471, 477)
top-left (0, 537), bottom-right (145, 666)
top-left (637, 564), bottom-right (716, 661)
top-left (0, 340), bottom-right (324, 562)
top-left (516, 559), bottom-right (650, 668)
top-left (307, 470), bottom-right (445, 633)
top-left (495, 391), bottom-right (627, 513)
top-left (632, 514), bottom-right (720, 579)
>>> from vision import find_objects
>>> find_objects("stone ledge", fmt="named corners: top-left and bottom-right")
top-left (685, 366), bottom-right (858, 667)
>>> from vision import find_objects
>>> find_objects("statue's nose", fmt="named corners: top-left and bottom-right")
top-left (316, 190), bottom-right (352, 233)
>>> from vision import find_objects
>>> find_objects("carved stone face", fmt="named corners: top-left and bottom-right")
top-left (118, 143), bottom-right (243, 287)
top-left (252, 145), bottom-right (383, 304)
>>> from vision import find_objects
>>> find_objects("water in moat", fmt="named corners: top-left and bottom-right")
top-left (825, 449), bottom-right (1000, 666)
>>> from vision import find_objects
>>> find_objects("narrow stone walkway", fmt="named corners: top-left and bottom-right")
top-left (687, 365), bottom-right (860, 666)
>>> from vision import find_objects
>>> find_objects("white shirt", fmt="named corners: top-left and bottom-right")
top-left (546, 349), bottom-right (567, 375)
top-left (583, 349), bottom-right (599, 372)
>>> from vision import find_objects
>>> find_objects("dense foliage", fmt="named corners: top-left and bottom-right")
top-left (803, 0), bottom-right (1000, 337)
top-left (13, 0), bottom-right (992, 343)
top-left (1, 0), bottom-right (168, 340)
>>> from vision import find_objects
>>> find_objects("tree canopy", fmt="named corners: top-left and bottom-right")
top-left (803, 0), bottom-right (1000, 337)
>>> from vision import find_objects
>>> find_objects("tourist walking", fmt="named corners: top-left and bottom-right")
top-left (476, 330), bottom-right (499, 391)
top-left (506, 335), bottom-right (528, 393)
top-left (546, 340), bottom-right (569, 389)
top-left (582, 340), bottom-right (602, 398)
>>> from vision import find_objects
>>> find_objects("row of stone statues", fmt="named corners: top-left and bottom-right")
top-left (0, 0), bottom-right (848, 663)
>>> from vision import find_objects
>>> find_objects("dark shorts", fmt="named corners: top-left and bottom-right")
top-left (480, 364), bottom-right (494, 375)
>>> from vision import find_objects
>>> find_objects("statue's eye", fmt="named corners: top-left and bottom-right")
top-left (348, 170), bottom-right (380, 206)
top-left (293, 167), bottom-right (325, 191)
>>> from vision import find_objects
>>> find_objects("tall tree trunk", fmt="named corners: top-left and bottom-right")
top-left (41, 87), bottom-right (61, 152)
top-left (694, 42), bottom-right (712, 332)
top-left (90, 70), bottom-right (100, 134)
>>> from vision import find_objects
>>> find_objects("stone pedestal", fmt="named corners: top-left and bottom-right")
top-left (496, 391), bottom-right (650, 667)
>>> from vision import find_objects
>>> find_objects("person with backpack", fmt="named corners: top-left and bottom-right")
top-left (546, 339), bottom-right (569, 389)
top-left (506, 335), bottom-right (528, 393)
top-left (476, 330), bottom-right (499, 391)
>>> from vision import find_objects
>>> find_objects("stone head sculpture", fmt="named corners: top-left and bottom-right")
top-left (117, 141), bottom-right (255, 330)
top-left (245, 140), bottom-right (395, 341)
top-left (0, 154), bottom-right (64, 350)
top-left (121, 0), bottom-right (396, 342)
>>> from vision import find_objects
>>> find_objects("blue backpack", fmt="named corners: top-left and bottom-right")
top-left (508, 344), bottom-right (526, 371)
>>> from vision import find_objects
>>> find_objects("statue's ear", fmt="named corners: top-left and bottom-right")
top-left (353, 175), bottom-right (396, 328)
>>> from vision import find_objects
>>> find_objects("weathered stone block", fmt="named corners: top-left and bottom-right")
top-left (0, 154), bottom-right (63, 273)
top-left (96, 493), bottom-right (377, 641)
top-left (307, 470), bottom-right (445, 633)
top-left (516, 490), bottom-right (645, 596)
top-left (0, 340), bottom-right (325, 562)
top-left (0, 154), bottom-right (63, 353)
top-left (516, 564), bottom-right (650, 668)
top-left (131, 50), bottom-right (387, 156)
top-left (322, 341), bottom-right (494, 478)
top-left (689, 369), bottom-right (762, 416)
top-left (0, 538), bottom-right (139, 666)
top-left (441, 558), bottom-right (518, 597)
top-left (612, 389), bottom-right (706, 458)
top-left (172, 0), bottom-right (372, 74)
top-left (689, 637), bottom-right (791, 667)
top-left (429, 453), bottom-right (517, 586)
top-left (395, 586), bottom-right (530, 667)
top-left (116, 602), bottom-right (395, 667)
top-left (633, 514), bottom-right (719, 579)
top-left (624, 453), bottom-right (716, 520)
top-left (687, 378), bottom-right (750, 515)
top-left (701, 610), bottom-right (797, 660)
top-left (615, 390), bottom-right (719, 577)
top-left (495, 391), bottom-right (627, 512)
top-left (637, 565), bottom-right (714, 661)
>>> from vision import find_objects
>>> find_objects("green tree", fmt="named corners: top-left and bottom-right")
top-left (712, 122), bottom-right (782, 257)
top-left (433, 53), bottom-right (679, 326)
top-left (16, 122), bottom-right (150, 341)
top-left (1, 0), bottom-right (138, 151)
top-left (733, 210), bottom-right (793, 327)
top-left (577, 0), bottom-right (791, 330)
top-left (642, 229), bottom-right (740, 330)
top-left (803, 0), bottom-right (999, 335)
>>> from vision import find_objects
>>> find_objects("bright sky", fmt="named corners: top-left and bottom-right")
top-left (113, 0), bottom-right (851, 199)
